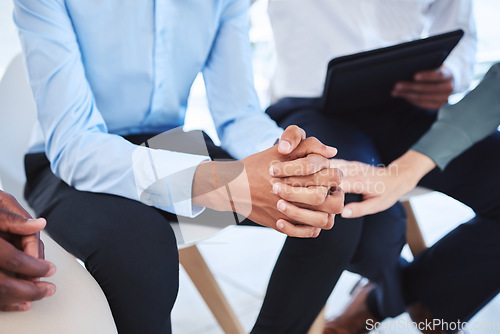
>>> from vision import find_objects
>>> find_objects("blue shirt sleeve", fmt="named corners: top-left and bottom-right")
top-left (14, 0), bottom-right (209, 217)
top-left (202, 0), bottom-right (283, 160)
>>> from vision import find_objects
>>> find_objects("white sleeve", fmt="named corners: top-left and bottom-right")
top-left (426, 0), bottom-right (478, 92)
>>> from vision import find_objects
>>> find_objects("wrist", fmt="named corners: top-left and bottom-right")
top-left (192, 161), bottom-right (248, 212)
top-left (389, 150), bottom-right (436, 187)
top-left (192, 161), bottom-right (224, 210)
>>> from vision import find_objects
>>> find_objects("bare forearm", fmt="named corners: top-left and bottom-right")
top-left (192, 161), bottom-right (228, 211)
top-left (389, 150), bottom-right (436, 187)
top-left (192, 161), bottom-right (247, 212)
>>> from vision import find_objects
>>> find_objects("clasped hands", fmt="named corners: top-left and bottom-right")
top-left (193, 125), bottom-right (344, 238)
top-left (243, 126), bottom-right (344, 237)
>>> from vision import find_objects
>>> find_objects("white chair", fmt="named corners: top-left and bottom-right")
top-left (401, 187), bottom-right (432, 257)
top-left (0, 54), bottom-right (245, 333)
top-left (0, 55), bottom-right (118, 333)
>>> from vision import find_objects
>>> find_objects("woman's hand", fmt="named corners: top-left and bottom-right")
top-left (329, 150), bottom-right (436, 218)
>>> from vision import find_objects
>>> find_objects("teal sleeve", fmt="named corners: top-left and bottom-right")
top-left (412, 63), bottom-right (500, 169)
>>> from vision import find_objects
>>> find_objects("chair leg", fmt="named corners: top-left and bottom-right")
top-left (308, 305), bottom-right (326, 334)
top-left (179, 245), bottom-right (245, 334)
top-left (402, 200), bottom-right (427, 257)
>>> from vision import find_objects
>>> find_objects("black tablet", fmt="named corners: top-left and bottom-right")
top-left (321, 29), bottom-right (464, 114)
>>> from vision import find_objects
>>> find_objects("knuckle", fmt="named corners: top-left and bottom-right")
top-left (312, 192), bottom-right (325, 205)
top-left (320, 156), bottom-right (328, 165)
top-left (282, 185), bottom-right (292, 197)
top-left (321, 214), bottom-right (329, 228)
top-left (319, 168), bottom-right (330, 178)
top-left (304, 160), bottom-right (316, 174)
top-left (320, 185), bottom-right (329, 197)
top-left (0, 281), bottom-right (11, 298)
top-left (287, 125), bottom-right (300, 138)
top-left (287, 177), bottom-right (301, 188)
top-left (4, 211), bottom-right (15, 223)
top-left (311, 137), bottom-right (321, 147)
top-left (0, 193), bottom-right (15, 206)
top-left (328, 172), bottom-right (340, 186)
top-left (328, 214), bottom-right (336, 229)
top-left (4, 193), bottom-right (14, 204)
top-left (327, 192), bottom-right (344, 214)
top-left (336, 192), bottom-right (346, 213)
top-left (293, 126), bottom-right (301, 136)
top-left (308, 137), bottom-right (320, 145)
top-left (272, 164), bottom-right (284, 176)
top-left (307, 155), bottom-right (326, 169)
top-left (336, 168), bottom-right (344, 182)
top-left (5, 253), bottom-right (23, 271)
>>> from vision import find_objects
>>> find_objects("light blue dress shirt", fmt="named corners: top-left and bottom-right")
top-left (14, 0), bottom-right (283, 217)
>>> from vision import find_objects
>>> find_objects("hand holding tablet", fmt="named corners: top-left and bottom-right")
top-left (321, 30), bottom-right (464, 113)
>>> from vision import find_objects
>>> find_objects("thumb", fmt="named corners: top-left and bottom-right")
top-left (278, 125), bottom-right (306, 154)
top-left (341, 198), bottom-right (383, 219)
top-left (0, 208), bottom-right (47, 235)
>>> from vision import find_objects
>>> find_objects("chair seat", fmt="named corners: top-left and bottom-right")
top-left (400, 186), bottom-right (433, 203)
top-left (0, 232), bottom-right (118, 334)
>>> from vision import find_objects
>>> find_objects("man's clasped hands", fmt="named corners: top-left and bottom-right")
top-left (193, 125), bottom-right (345, 238)
top-left (0, 125), bottom-right (344, 312)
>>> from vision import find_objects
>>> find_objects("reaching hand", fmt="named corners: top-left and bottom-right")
top-left (392, 67), bottom-right (454, 110)
top-left (0, 191), bottom-right (56, 311)
top-left (329, 151), bottom-right (435, 218)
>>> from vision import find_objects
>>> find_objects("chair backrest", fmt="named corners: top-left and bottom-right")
top-left (0, 54), bottom-right (37, 212)
top-left (0, 54), bottom-right (118, 333)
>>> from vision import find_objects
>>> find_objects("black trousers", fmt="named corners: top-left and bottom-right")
top-left (24, 134), bottom-right (239, 334)
top-left (25, 131), bottom-right (407, 334)
top-left (266, 98), bottom-right (500, 328)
